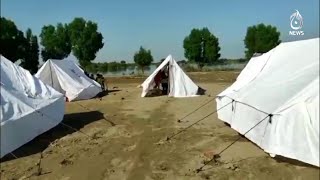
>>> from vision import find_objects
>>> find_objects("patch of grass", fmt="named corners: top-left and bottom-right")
top-left (183, 64), bottom-right (199, 72)
top-left (208, 63), bottom-right (248, 71)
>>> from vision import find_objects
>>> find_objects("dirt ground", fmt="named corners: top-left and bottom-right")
top-left (1, 71), bottom-right (319, 180)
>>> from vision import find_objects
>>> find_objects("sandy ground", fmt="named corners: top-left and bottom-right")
top-left (1, 71), bottom-right (319, 180)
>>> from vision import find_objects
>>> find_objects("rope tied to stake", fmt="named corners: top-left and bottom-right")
top-left (165, 101), bottom-right (233, 141)
top-left (195, 113), bottom-right (272, 173)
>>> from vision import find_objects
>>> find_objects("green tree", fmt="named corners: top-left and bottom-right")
top-left (0, 17), bottom-right (26, 62)
top-left (177, 60), bottom-right (187, 66)
top-left (99, 62), bottom-right (109, 72)
top-left (21, 29), bottom-right (39, 74)
top-left (127, 63), bottom-right (136, 70)
top-left (68, 17), bottom-right (104, 67)
top-left (40, 23), bottom-right (71, 61)
top-left (183, 27), bottom-right (220, 69)
top-left (85, 62), bottom-right (99, 73)
top-left (108, 61), bottom-right (119, 72)
top-left (244, 23), bottom-right (281, 59)
top-left (133, 46), bottom-right (153, 74)
top-left (120, 60), bottom-right (127, 69)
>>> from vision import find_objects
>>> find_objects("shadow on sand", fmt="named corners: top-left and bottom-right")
top-left (108, 89), bottom-right (121, 93)
top-left (274, 156), bottom-right (319, 169)
top-left (222, 122), bottom-right (318, 169)
top-left (145, 89), bottom-right (167, 97)
top-left (1, 111), bottom-right (112, 163)
top-left (95, 90), bottom-right (122, 99)
top-left (144, 87), bottom-right (206, 98)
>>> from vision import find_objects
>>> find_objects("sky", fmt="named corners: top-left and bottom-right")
top-left (2, 0), bottom-right (319, 63)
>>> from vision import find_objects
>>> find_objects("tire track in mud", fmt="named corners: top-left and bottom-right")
top-left (126, 101), bottom-right (174, 180)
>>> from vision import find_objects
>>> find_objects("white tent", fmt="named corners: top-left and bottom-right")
top-left (140, 55), bottom-right (205, 97)
top-left (1, 56), bottom-right (65, 158)
top-left (35, 59), bottom-right (102, 101)
top-left (216, 38), bottom-right (319, 167)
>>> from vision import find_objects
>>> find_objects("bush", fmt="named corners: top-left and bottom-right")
top-left (108, 61), bottom-right (119, 72)
top-left (99, 63), bottom-right (108, 72)
top-left (183, 64), bottom-right (200, 72)
top-left (85, 63), bottom-right (98, 73)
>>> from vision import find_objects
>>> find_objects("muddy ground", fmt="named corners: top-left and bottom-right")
top-left (1, 71), bottom-right (319, 180)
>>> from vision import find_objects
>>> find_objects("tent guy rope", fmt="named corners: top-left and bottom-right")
top-left (166, 101), bottom-right (233, 141)
top-left (177, 98), bottom-right (215, 123)
top-left (9, 152), bottom-right (18, 159)
top-left (33, 109), bottom-right (93, 139)
top-left (36, 152), bottom-right (43, 176)
top-left (195, 114), bottom-right (272, 173)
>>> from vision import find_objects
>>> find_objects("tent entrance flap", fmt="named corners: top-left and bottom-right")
top-left (140, 54), bottom-right (205, 98)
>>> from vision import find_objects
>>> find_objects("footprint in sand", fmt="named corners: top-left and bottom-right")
top-left (149, 173), bottom-right (166, 180)
top-left (60, 159), bottom-right (73, 166)
top-left (123, 144), bottom-right (137, 152)
top-left (111, 158), bottom-right (122, 166)
top-left (60, 177), bottom-right (71, 180)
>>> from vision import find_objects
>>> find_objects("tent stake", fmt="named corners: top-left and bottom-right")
top-left (196, 114), bottom-right (271, 173)
top-left (177, 98), bottom-right (215, 123)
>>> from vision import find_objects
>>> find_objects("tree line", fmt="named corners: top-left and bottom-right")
top-left (133, 24), bottom-right (281, 71)
top-left (85, 61), bottom-right (131, 73)
top-left (0, 17), bottom-right (104, 74)
top-left (0, 16), bottom-right (281, 74)
top-left (86, 60), bottom-right (164, 74)
top-left (0, 17), bottom-right (39, 74)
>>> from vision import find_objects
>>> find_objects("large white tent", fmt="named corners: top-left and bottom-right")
top-left (36, 59), bottom-right (102, 101)
top-left (216, 38), bottom-right (319, 167)
top-left (140, 54), bottom-right (205, 97)
top-left (1, 56), bottom-right (65, 158)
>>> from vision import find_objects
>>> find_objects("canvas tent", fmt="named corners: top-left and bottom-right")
top-left (1, 55), bottom-right (65, 158)
top-left (216, 38), bottom-right (319, 167)
top-left (36, 59), bottom-right (102, 101)
top-left (140, 55), bottom-right (205, 97)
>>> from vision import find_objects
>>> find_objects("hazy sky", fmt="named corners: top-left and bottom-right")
top-left (2, 0), bottom-right (319, 62)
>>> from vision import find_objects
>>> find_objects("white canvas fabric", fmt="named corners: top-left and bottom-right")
top-left (216, 38), bottom-right (319, 167)
top-left (140, 55), bottom-right (204, 97)
top-left (1, 56), bottom-right (65, 158)
top-left (36, 59), bottom-right (102, 101)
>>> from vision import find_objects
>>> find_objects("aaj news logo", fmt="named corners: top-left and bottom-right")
top-left (289, 10), bottom-right (304, 36)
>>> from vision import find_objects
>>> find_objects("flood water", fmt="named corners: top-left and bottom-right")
top-left (103, 65), bottom-right (157, 77)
